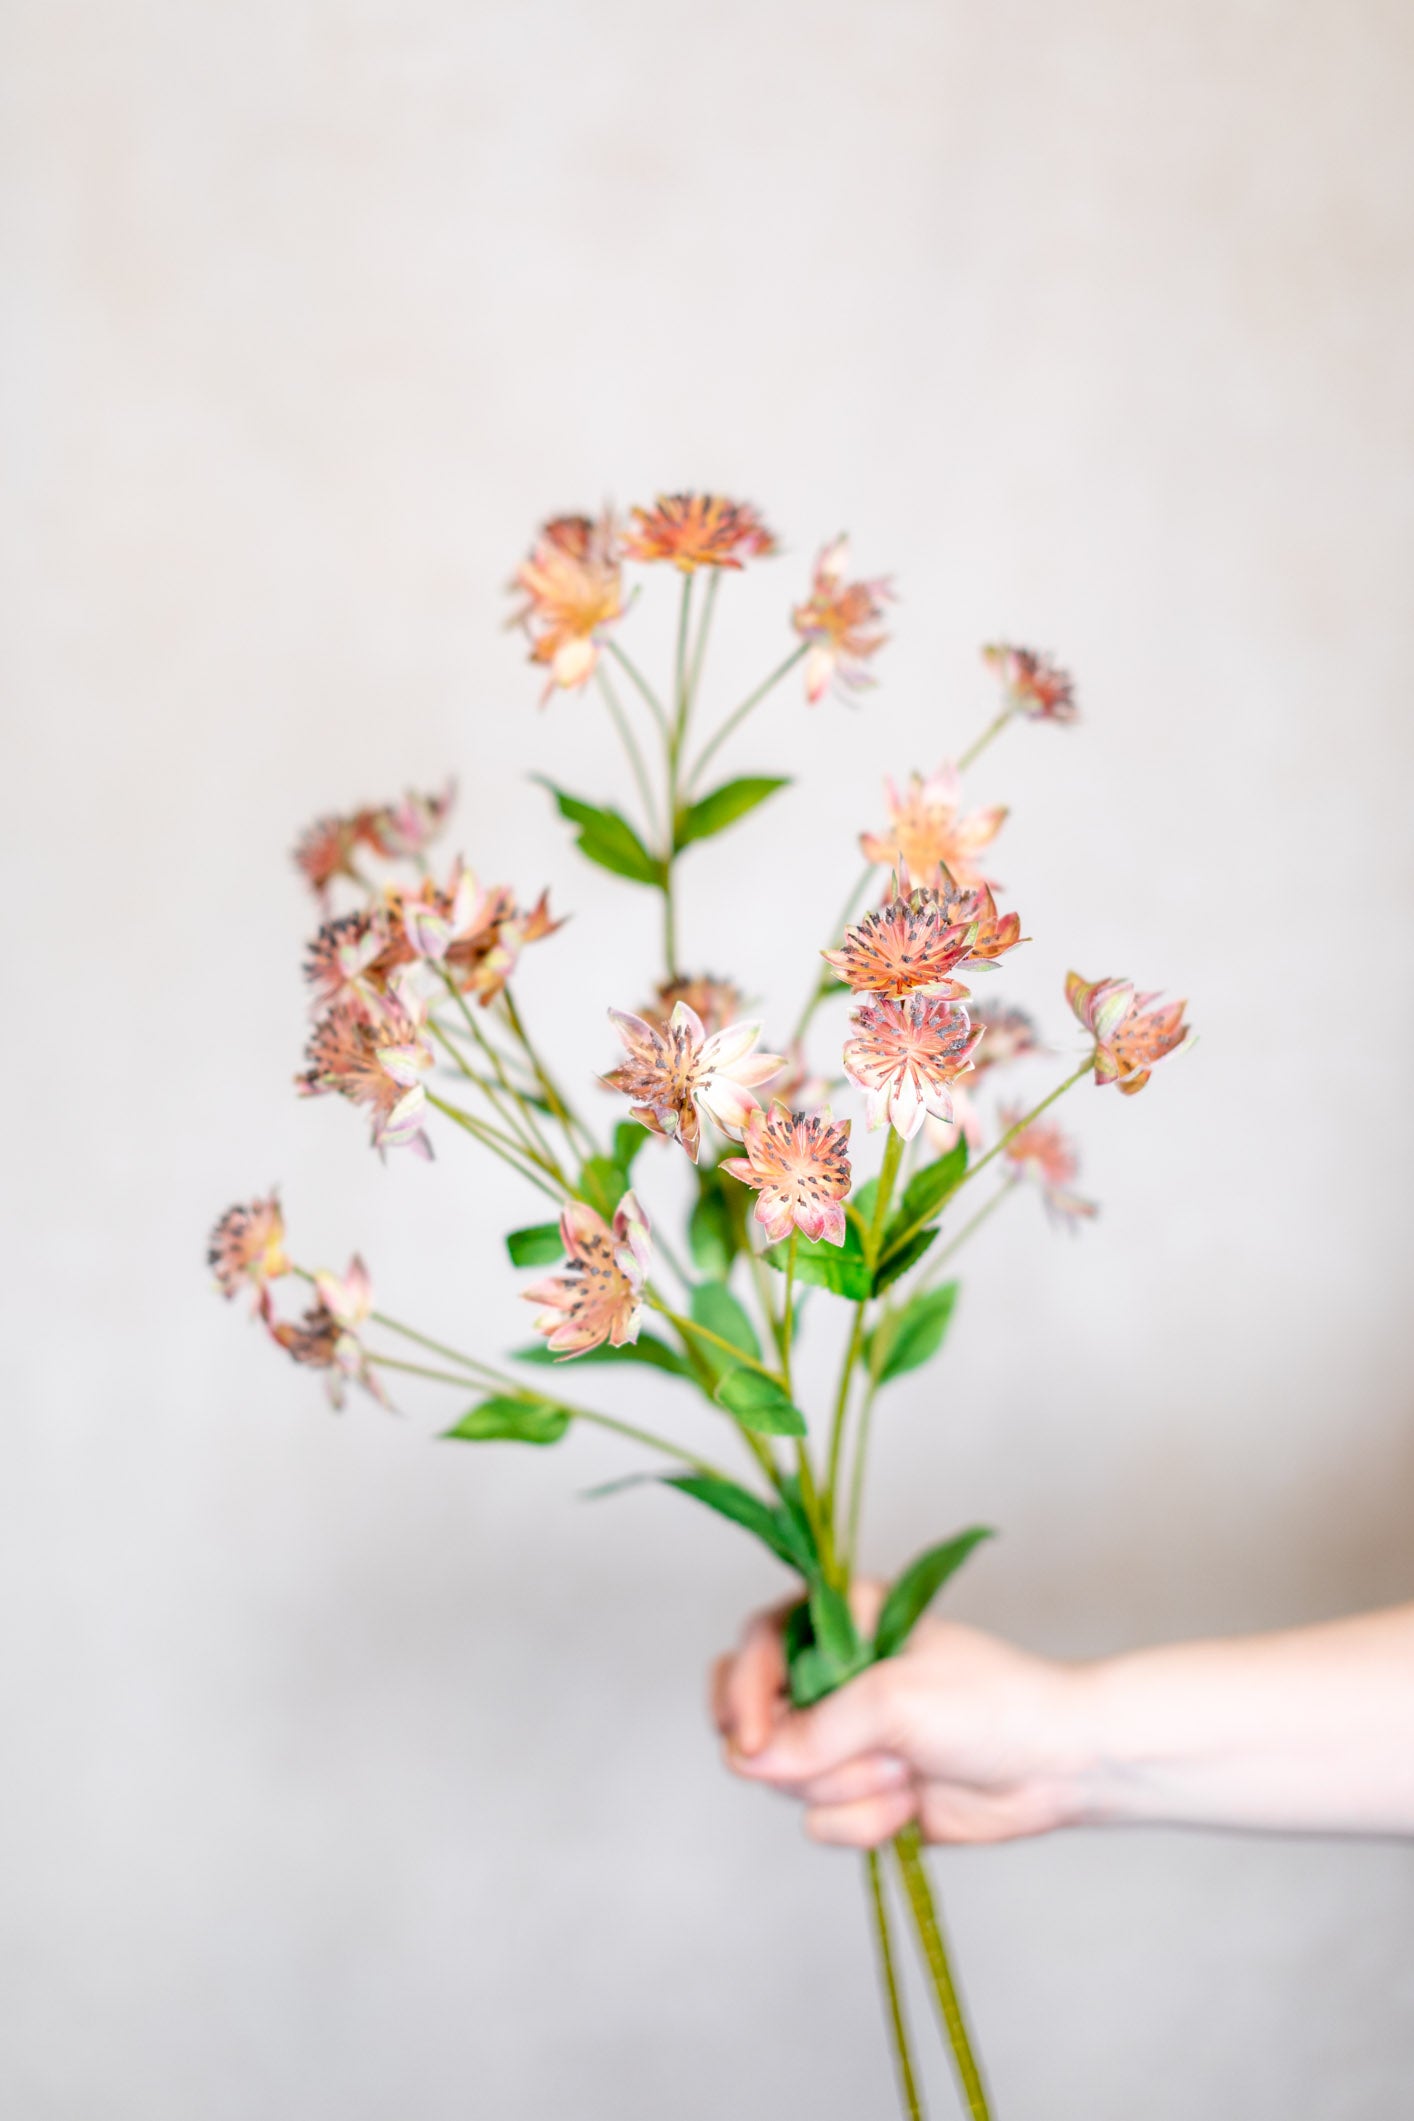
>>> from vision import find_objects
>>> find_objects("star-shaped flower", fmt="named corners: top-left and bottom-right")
top-left (983, 643), bottom-right (1077, 724)
top-left (623, 493), bottom-right (776, 572)
top-left (268, 1255), bottom-right (389, 1409)
top-left (523, 1193), bottom-right (652, 1358)
top-left (1067, 973), bottom-right (1192, 1096)
top-left (842, 995), bottom-right (983, 1139)
top-left (860, 764), bottom-right (1007, 890)
top-left (207, 1192), bottom-right (290, 1317)
top-left (510, 513), bottom-right (624, 701)
top-left (1000, 1104), bottom-right (1097, 1226)
top-left (791, 537), bottom-right (893, 705)
top-left (603, 1002), bottom-right (784, 1162)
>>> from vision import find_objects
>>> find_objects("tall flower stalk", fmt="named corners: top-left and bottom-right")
top-left (210, 494), bottom-right (1192, 2116)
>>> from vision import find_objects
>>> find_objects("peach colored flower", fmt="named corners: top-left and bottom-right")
top-left (822, 885), bottom-right (976, 1000)
top-left (791, 537), bottom-right (893, 704)
top-left (721, 1102), bottom-right (852, 1247)
top-left (1000, 1104), bottom-right (1097, 1225)
top-left (623, 493), bottom-right (776, 572)
top-left (523, 1192), bottom-right (651, 1359)
top-left (304, 908), bottom-right (385, 1010)
top-left (510, 513), bottom-right (623, 701)
top-left (293, 814), bottom-right (365, 904)
top-left (269, 1255), bottom-right (388, 1408)
top-left (445, 883), bottom-right (562, 1004)
top-left (860, 764), bottom-right (1007, 891)
top-left (983, 644), bottom-right (1077, 724)
top-left (642, 975), bottom-right (746, 1037)
top-left (603, 1003), bottom-right (784, 1163)
top-left (298, 977), bottom-right (434, 1157)
top-left (843, 995), bottom-right (983, 1139)
top-left (207, 1193), bottom-right (290, 1317)
top-left (1067, 973), bottom-right (1192, 1096)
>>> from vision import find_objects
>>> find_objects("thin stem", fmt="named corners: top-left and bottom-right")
top-left (956, 704), bottom-right (1015, 774)
top-left (371, 1352), bottom-right (485, 1389)
top-left (866, 1851), bottom-right (927, 2121)
top-left (661, 573), bottom-right (696, 980)
top-left (647, 1291), bottom-right (784, 1388)
top-left (958, 1058), bottom-right (1091, 1194)
top-left (425, 1089), bottom-right (565, 1204)
top-left (605, 638), bottom-right (669, 738)
top-left (440, 976), bottom-right (566, 1179)
top-left (917, 1180), bottom-right (1015, 1289)
top-left (596, 662), bottom-right (662, 843)
top-left (790, 861), bottom-right (878, 1046)
top-left (686, 567), bottom-right (721, 712)
top-left (499, 990), bottom-right (597, 1161)
top-left (686, 640), bottom-right (808, 793)
top-left (825, 1130), bottom-right (903, 1531)
top-left (780, 1230), bottom-right (798, 1398)
top-left (427, 1016), bottom-right (560, 1178)
top-left (370, 1308), bottom-right (488, 1376)
top-left (745, 1242), bottom-right (787, 1365)
top-left (894, 1827), bottom-right (991, 2121)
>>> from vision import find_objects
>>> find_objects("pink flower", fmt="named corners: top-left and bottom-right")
top-left (523, 1192), bottom-right (652, 1358)
top-left (623, 494), bottom-right (776, 571)
top-left (303, 908), bottom-right (385, 1010)
top-left (642, 974), bottom-right (746, 1038)
top-left (509, 514), bottom-right (624, 700)
top-left (292, 814), bottom-right (364, 904)
top-left (983, 644), bottom-right (1077, 724)
top-left (860, 764), bottom-right (1007, 890)
top-left (1066, 973), bottom-right (1192, 1096)
top-left (822, 884), bottom-right (977, 1000)
top-left (269, 1254), bottom-right (389, 1408)
top-left (721, 1101), bottom-right (852, 1247)
top-left (791, 537), bottom-right (893, 704)
top-left (207, 1192), bottom-right (290, 1317)
top-left (1000, 1104), bottom-right (1097, 1226)
top-left (358, 781), bottom-right (457, 858)
top-left (603, 1003), bottom-right (784, 1163)
top-left (298, 976), bottom-right (434, 1158)
top-left (843, 995), bottom-right (983, 1139)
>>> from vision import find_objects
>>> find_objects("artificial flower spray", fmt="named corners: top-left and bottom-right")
top-left (210, 494), bottom-right (1191, 2118)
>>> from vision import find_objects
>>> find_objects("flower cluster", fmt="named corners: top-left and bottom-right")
top-left (293, 781), bottom-right (455, 904)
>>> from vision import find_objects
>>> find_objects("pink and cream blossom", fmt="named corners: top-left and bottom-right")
top-left (823, 885), bottom-right (977, 1000)
top-left (207, 1192), bottom-right (290, 1316)
top-left (1000, 1104), bottom-right (1097, 1226)
top-left (298, 976), bottom-right (435, 1157)
top-left (983, 644), bottom-right (1077, 724)
top-left (721, 1102), bottom-right (852, 1247)
top-left (603, 1002), bottom-right (784, 1163)
top-left (269, 1254), bottom-right (389, 1408)
top-left (510, 513), bottom-right (624, 700)
top-left (642, 975), bottom-right (746, 1038)
top-left (791, 538), bottom-right (893, 705)
top-left (843, 994), bottom-right (983, 1139)
top-left (523, 1192), bottom-right (651, 1358)
top-left (1067, 973), bottom-right (1192, 1096)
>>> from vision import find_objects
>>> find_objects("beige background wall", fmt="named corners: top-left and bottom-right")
top-left (4, 3), bottom-right (1413, 2114)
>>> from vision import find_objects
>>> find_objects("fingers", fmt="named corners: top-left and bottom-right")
top-left (734, 1661), bottom-right (901, 1786)
top-left (793, 1752), bottom-right (909, 1807)
top-left (720, 1609), bottom-right (789, 1756)
top-left (806, 1784), bottom-right (918, 1849)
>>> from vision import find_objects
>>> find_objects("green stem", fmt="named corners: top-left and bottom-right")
top-left (427, 1015), bottom-right (561, 1180)
top-left (425, 1089), bottom-right (565, 1204)
top-left (647, 1291), bottom-right (785, 1388)
top-left (660, 574), bottom-right (696, 980)
top-left (369, 1307), bottom-right (489, 1376)
top-left (790, 861), bottom-right (878, 1045)
top-left (605, 639), bottom-right (670, 738)
top-left (686, 567), bottom-right (721, 714)
top-left (596, 662), bottom-right (662, 843)
top-left (917, 1181), bottom-right (1015, 1289)
top-left (956, 704), bottom-right (1015, 774)
top-left (866, 1851), bottom-right (927, 2121)
top-left (745, 1242), bottom-right (787, 1365)
top-left (894, 1826), bottom-right (991, 2121)
top-left (685, 640), bottom-right (808, 794)
top-left (957, 1058), bottom-right (1091, 1195)
top-left (499, 990), bottom-right (597, 1161)
top-left (371, 1352), bottom-right (487, 1389)
top-left (442, 977), bottom-right (566, 1179)
top-left (780, 1230), bottom-right (798, 1398)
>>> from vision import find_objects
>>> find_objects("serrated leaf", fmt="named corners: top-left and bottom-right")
top-left (873, 1526), bottom-right (996, 1658)
top-left (871, 1225), bottom-right (938, 1294)
top-left (674, 776), bottom-right (789, 852)
top-left (664, 1474), bottom-right (814, 1575)
top-left (574, 1154), bottom-right (632, 1222)
top-left (763, 1221), bottom-right (871, 1301)
top-left (689, 1280), bottom-right (762, 1382)
top-left (714, 1366), bottom-right (807, 1437)
top-left (883, 1139), bottom-right (969, 1252)
top-left (505, 1222), bottom-right (563, 1267)
top-left (512, 1332), bottom-right (689, 1378)
top-left (536, 779), bottom-right (665, 887)
top-left (865, 1283), bottom-right (960, 1385)
top-left (444, 1395), bottom-right (571, 1446)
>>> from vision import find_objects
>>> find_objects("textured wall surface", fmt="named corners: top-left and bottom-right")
top-left (4, 4), bottom-right (1413, 2115)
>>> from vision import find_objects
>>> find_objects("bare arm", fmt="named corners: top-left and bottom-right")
top-left (711, 1597), bottom-right (1414, 1846)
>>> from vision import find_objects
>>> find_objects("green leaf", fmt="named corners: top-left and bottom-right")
top-left (575, 1155), bottom-right (631, 1221)
top-left (444, 1395), bottom-right (571, 1446)
top-left (763, 1221), bottom-right (871, 1301)
top-left (536, 779), bottom-right (665, 888)
top-left (689, 1280), bottom-right (762, 1382)
top-left (873, 1526), bottom-right (996, 1659)
top-left (872, 1226), bottom-right (938, 1294)
top-left (852, 1175), bottom-right (880, 1228)
top-left (865, 1283), bottom-right (960, 1384)
top-left (883, 1139), bottom-right (969, 1250)
top-left (785, 1583), bottom-right (872, 1706)
top-left (688, 1185), bottom-right (736, 1279)
top-left (613, 1121), bottom-right (647, 1174)
top-left (674, 776), bottom-right (789, 852)
top-left (512, 1332), bottom-right (689, 1378)
top-left (665, 1474), bottom-right (814, 1575)
top-left (776, 1477), bottom-right (823, 1574)
top-left (713, 1366), bottom-right (807, 1437)
top-left (505, 1222), bottom-right (563, 1267)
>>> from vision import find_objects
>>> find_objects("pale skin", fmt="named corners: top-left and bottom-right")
top-left (711, 1587), bottom-right (1414, 1846)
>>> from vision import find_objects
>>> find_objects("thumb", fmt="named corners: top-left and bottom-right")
top-left (737, 1663), bottom-right (898, 1787)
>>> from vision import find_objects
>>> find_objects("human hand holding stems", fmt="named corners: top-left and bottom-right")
top-left (208, 493), bottom-right (1195, 2118)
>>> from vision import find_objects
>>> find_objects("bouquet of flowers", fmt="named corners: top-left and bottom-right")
top-left (209, 492), bottom-right (1191, 2118)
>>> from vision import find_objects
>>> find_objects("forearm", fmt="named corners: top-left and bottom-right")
top-left (1066, 1604), bottom-right (1414, 1837)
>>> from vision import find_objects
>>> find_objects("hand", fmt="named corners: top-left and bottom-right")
top-left (710, 1585), bottom-right (1089, 1848)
